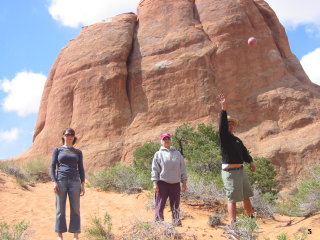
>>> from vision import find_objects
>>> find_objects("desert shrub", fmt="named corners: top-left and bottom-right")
top-left (0, 221), bottom-right (29, 240)
top-left (293, 231), bottom-right (308, 240)
top-left (272, 231), bottom-right (308, 240)
top-left (172, 123), bottom-right (222, 185)
top-left (182, 174), bottom-right (224, 208)
top-left (277, 166), bottom-right (320, 217)
top-left (0, 161), bottom-right (30, 189)
top-left (0, 160), bottom-right (25, 179)
top-left (85, 212), bottom-right (113, 240)
top-left (208, 215), bottom-right (221, 227)
top-left (277, 233), bottom-right (289, 240)
top-left (0, 157), bottom-right (51, 189)
top-left (133, 142), bottom-right (161, 173)
top-left (87, 163), bottom-right (151, 193)
top-left (245, 157), bottom-right (278, 197)
top-left (251, 188), bottom-right (275, 218)
top-left (23, 156), bottom-right (51, 182)
top-left (224, 214), bottom-right (258, 240)
top-left (121, 221), bottom-right (179, 240)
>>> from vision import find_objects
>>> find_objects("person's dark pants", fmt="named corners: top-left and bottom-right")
top-left (155, 181), bottom-right (181, 225)
top-left (55, 178), bottom-right (81, 233)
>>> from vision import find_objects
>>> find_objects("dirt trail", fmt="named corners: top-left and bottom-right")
top-left (0, 172), bottom-right (319, 240)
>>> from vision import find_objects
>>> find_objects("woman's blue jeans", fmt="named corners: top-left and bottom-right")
top-left (55, 178), bottom-right (81, 233)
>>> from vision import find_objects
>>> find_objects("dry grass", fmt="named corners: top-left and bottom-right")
top-left (121, 221), bottom-right (180, 240)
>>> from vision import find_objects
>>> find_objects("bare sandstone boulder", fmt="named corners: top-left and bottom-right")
top-left (15, 0), bottom-right (320, 187)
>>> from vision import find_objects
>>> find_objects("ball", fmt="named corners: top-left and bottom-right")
top-left (248, 37), bottom-right (257, 46)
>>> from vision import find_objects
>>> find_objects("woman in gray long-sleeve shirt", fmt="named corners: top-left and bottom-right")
top-left (151, 132), bottom-right (187, 226)
top-left (50, 128), bottom-right (85, 240)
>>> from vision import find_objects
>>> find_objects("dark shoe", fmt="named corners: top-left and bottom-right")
top-left (173, 220), bottom-right (182, 227)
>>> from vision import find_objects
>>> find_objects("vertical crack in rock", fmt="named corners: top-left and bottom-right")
top-left (192, 0), bottom-right (219, 102)
top-left (125, 20), bottom-right (139, 119)
top-left (192, 0), bottom-right (212, 43)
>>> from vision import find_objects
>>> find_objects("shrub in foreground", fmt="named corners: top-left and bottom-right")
top-left (224, 214), bottom-right (258, 240)
top-left (121, 221), bottom-right (179, 240)
top-left (0, 221), bottom-right (29, 240)
top-left (84, 212), bottom-right (113, 240)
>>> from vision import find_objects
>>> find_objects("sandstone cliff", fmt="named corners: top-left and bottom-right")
top-left (18, 0), bottom-right (320, 187)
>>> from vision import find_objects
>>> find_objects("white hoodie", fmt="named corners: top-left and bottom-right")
top-left (151, 146), bottom-right (188, 184)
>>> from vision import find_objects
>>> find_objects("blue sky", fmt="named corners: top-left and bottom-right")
top-left (0, 0), bottom-right (319, 160)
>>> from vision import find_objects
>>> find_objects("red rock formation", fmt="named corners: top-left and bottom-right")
top-left (16, 0), bottom-right (320, 187)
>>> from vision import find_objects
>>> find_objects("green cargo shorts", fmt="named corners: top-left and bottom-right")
top-left (221, 167), bottom-right (253, 203)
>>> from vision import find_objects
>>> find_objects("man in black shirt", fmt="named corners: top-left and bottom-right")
top-left (217, 94), bottom-right (256, 225)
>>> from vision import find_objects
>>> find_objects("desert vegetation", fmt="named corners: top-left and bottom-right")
top-left (0, 156), bottom-right (50, 189)
top-left (277, 166), bottom-right (320, 217)
top-left (84, 212), bottom-right (113, 240)
top-left (0, 221), bottom-right (29, 240)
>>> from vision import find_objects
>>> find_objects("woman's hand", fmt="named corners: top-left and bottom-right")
top-left (153, 181), bottom-right (159, 193)
top-left (181, 182), bottom-right (187, 192)
top-left (80, 183), bottom-right (85, 196)
top-left (53, 182), bottom-right (59, 194)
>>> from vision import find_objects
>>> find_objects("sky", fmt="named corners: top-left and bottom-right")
top-left (0, 0), bottom-right (320, 160)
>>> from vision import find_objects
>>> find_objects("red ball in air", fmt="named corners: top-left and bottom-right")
top-left (248, 37), bottom-right (257, 46)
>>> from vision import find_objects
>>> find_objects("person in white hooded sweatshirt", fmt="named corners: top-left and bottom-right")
top-left (151, 132), bottom-right (188, 226)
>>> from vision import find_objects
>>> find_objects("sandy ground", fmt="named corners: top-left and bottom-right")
top-left (0, 172), bottom-right (319, 240)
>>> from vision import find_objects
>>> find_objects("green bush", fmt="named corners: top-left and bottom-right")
top-left (273, 231), bottom-right (308, 240)
top-left (277, 233), bottom-right (289, 240)
top-left (172, 123), bottom-right (222, 184)
top-left (245, 157), bottom-right (278, 197)
top-left (133, 142), bottom-right (161, 172)
top-left (0, 221), bottom-right (29, 240)
top-left (87, 163), bottom-right (151, 193)
top-left (23, 156), bottom-right (51, 182)
top-left (85, 212), bottom-right (113, 240)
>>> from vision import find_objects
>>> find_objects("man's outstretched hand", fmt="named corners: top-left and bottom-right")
top-left (216, 94), bottom-right (226, 110)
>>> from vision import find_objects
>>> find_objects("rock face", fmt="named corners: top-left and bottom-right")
top-left (17, 0), bottom-right (320, 187)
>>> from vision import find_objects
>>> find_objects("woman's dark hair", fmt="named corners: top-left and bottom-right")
top-left (61, 128), bottom-right (78, 145)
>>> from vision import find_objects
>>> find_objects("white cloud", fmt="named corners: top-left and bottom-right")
top-left (301, 48), bottom-right (320, 85)
top-left (0, 71), bottom-right (46, 116)
top-left (0, 128), bottom-right (19, 142)
top-left (265, 0), bottom-right (320, 29)
top-left (48, 0), bottom-right (139, 28)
